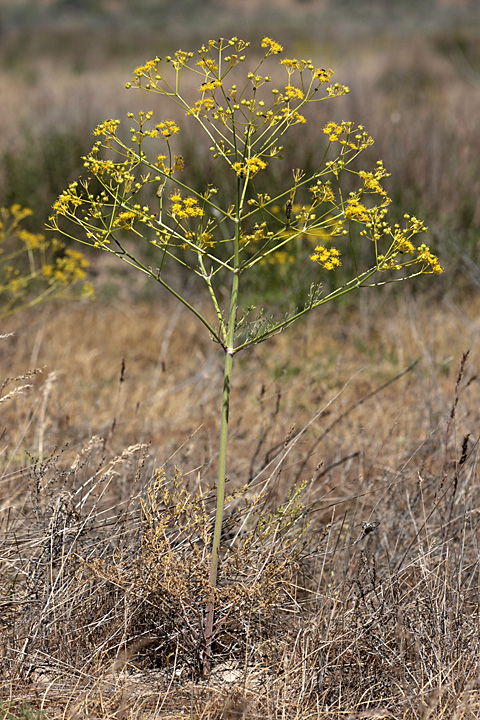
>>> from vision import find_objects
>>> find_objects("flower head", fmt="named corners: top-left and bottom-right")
top-left (310, 245), bottom-right (341, 270)
top-left (261, 37), bottom-right (283, 55)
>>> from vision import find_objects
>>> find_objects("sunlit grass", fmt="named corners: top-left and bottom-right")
top-left (1, 291), bottom-right (480, 717)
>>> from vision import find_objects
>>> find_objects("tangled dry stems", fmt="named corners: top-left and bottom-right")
top-left (1, 297), bottom-right (480, 718)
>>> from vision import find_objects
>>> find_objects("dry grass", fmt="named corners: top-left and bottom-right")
top-left (1, 287), bottom-right (480, 718)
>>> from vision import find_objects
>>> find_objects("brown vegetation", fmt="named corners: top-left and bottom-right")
top-left (2, 288), bottom-right (480, 718)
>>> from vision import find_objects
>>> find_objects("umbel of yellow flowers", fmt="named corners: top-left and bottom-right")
top-left (50, 35), bottom-right (441, 285)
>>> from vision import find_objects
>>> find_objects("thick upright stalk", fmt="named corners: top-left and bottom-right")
top-left (203, 179), bottom-right (241, 675)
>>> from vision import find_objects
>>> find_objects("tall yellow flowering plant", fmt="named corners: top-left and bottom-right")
top-left (49, 36), bottom-right (442, 674)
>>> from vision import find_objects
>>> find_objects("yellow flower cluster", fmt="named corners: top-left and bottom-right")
top-left (52, 183), bottom-right (83, 216)
top-left (199, 80), bottom-right (222, 93)
top-left (185, 230), bottom-right (215, 250)
top-left (83, 148), bottom-right (135, 186)
top-left (16, 228), bottom-right (46, 251)
top-left (395, 235), bottom-right (415, 254)
top-left (284, 85), bottom-right (304, 101)
top-left (133, 59), bottom-right (159, 77)
top-left (174, 155), bottom-right (184, 171)
top-left (196, 58), bottom-right (219, 73)
top-left (154, 155), bottom-right (183, 174)
top-left (240, 222), bottom-right (272, 246)
top-left (323, 121), bottom-right (347, 142)
top-left (282, 108), bottom-right (307, 124)
top-left (93, 119), bottom-right (120, 137)
top-left (134, 119), bottom-right (180, 141)
top-left (233, 157), bottom-right (268, 177)
top-left (261, 37), bottom-right (283, 55)
top-left (416, 243), bottom-right (443, 274)
top-left (323, 122), bottom-right (373, 151)
top-left (187, 97), bottom-right (215, 117)
top-left (83, 157), bottom-right (115, 176)
top-left (170, 192), bottom-right (204, 220)
top-left (43, 249), bottom-right (89, 285)
top-left (1, 204), bottom-right (92, 318)
top-left (344, 198), bottom-right (371, 223)
top-left (310, 182), bottom-right (335, 204)
top-left (310, 245), bottom-right (341, 270)
top-left (314, 68), bottom-right (334, 82)
top-left (169, 49), bottom-right (193, 69)
top-left (4, 272), bottom-right (27, 297)
top-left (112, 211), bottom-right (140, 230)
top-left (1, 203), bottom-right (32, 226)
top-left (156, 120), bottom-right (180, 138)
top-left (358, 170), bottom-right (387, 196)
top-left (326, 83), bottom-right (350, 98)
top-left (281, 58), bottom-right (307, 70)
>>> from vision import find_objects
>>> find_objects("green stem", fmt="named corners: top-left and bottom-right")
top-left (198, 253), bottom-right (228, 346)
top-left (106, 247), bottom-right (224, 346)
top-left (203, 178), bottom-right (241, 675)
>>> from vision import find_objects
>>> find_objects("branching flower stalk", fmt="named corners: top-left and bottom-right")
top-left (49, 36), bottom-right (442, 675)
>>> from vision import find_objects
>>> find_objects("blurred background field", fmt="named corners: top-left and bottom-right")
top-left (2, 1), bottom-right (480, 718)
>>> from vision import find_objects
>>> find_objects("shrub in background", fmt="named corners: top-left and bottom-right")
top-left (0, 204), bottom-right (93, 319)
top-left (1, 129), bottom-right (90, 231)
